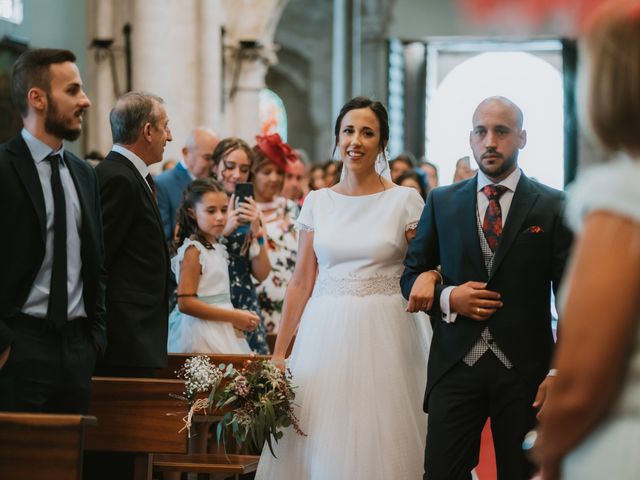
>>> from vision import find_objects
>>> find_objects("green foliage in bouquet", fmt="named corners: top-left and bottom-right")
top-left (177, 356), bottom-right (305, 456)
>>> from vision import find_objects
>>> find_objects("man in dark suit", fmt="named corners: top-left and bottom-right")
top-left (0, 49), bottom-right (105, 413)
top-left (95, 91), bottom-right (172, 377)
top-left (401, 97), bottom-right (573, 479)
top-left (155, 126), bottom-right (219, 241)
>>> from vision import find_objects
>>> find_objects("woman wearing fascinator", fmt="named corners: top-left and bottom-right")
top-left (255, 97), bottom-right (433, 479)
top-left (252, 134), bottom-right (300, 335)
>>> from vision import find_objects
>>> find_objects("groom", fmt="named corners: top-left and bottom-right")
top-left (401, 97), bottom-right (572, 479)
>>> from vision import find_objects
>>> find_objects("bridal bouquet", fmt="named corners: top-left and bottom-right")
top-left (177, 356), bottom-right (305, 455)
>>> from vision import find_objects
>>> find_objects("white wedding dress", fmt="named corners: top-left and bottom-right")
top-left (255, 186), bottom-right (431, 480)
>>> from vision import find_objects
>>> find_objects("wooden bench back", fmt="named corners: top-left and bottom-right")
top-left (85, 377), bottom-right (187, 454)
top-left (0, 412), bottom-right (95, 480)
top-left (156, 353), bottom-right (271, 379)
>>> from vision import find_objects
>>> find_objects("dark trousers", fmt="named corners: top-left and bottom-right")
top-left (424, 352), bottom-right (537, 480)
top-left (0, 313), bottom-right (97, 414)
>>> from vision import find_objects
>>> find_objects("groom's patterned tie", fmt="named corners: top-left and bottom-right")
top-left (462, 184), bottom-right (513, 369)
top-left (482, 184), bottom-right (508, 252)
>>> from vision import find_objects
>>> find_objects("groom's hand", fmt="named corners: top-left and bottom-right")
top-left (407, 271), bottom-right (440, 312)
top-left (450, 281), bottom-right (502, 321)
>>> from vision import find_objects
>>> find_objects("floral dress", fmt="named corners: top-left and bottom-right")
top-left (255, 196), bottom-right (299, 333)
top-left (226, 230), bottom-right (270, 354)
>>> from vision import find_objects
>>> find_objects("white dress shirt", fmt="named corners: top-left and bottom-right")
top-left (21, 128), bottom-right (87, 320)
top-left (111, 144), bottom-right (153, 193)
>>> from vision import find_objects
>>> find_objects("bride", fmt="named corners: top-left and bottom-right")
top-left (255, 97), bottom-right (436, 479)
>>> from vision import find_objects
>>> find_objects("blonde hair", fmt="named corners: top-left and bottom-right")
top-left (587, 2), bottom-right (640, 154)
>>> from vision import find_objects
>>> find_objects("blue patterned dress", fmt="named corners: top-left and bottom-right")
top-left (226, 230), bottom-right (270, 354)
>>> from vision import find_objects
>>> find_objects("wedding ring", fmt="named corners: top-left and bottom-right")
top-left (476, 307), bottom-right (480, 314)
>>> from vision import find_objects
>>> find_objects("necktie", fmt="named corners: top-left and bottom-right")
top-left (48, 154), bottom-right (68, 327)
top-left (145, 173), bottom-right (157, 198)
top-left (482, 184), bottom-right (508, 252)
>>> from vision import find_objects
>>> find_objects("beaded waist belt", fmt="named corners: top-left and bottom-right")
top-left (313, 274), bottom-right (401, 297)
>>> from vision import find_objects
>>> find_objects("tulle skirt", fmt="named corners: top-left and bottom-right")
top-left (167, 306), bottom-right (252, 354)
top-left (255, 292), bottom-right (430, 479)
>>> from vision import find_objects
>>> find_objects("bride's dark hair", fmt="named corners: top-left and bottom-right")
top-left (332, 96), bottom-right (390, 182)
top-left (333, 96), bottom-right (389, 153)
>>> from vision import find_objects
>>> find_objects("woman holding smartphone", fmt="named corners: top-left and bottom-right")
top-left (252, 134), bottom-right (299, 335)
top-left (212, 137), bottom-right (271, 354)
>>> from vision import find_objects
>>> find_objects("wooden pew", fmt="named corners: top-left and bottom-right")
top-left (151, 453), bottom-right (259, 478)
top-left (86, 376), bottom-right (260, 480)
top-left (0, 412), bottom-right (96, 480)
top-left (267, 333), bottom-right (296, 356)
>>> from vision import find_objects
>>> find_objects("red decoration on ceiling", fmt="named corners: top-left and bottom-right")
top-left (458, 0), bottom-right (631, 31)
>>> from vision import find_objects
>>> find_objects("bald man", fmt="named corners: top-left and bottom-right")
top-left (155, 126), bottom-right (219, 240)
top-left (402, 97), bottom-right (573, 479)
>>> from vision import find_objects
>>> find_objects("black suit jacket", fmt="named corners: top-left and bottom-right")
top-left (0, 134), bottom-right (107, 352)
top-left (96, 151), bottom-right (169, 369)
top-left (401, 173), bottom-right (573, 410)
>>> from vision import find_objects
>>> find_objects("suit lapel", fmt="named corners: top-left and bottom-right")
top-left (65, 153), bottom-right (96, 244)
top-left (459, 177), bottom-right (486, 276)
top-left (8, 135), bottom-right (46, 242)
top-left (108, 152), bottom-right (167, 244)
top-left (489, 174), bottom-right (538, 279)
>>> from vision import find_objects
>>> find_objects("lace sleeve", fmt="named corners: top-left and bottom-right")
top-left (404, 188), bottom-right (425, 232)
top-left (405, 221), bottom-right (419, 231)
top-left (294, 190), bottom-right (315, 232)
top-left (294, 221), bottom-right (314, 232)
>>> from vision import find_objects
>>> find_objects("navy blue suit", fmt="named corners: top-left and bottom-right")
top-left (155, 162), bottom-right (192, 240)
top-left (401, 173), bottom-right (573, 479)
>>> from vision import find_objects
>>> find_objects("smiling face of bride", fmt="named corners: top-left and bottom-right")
top-left (337, 107), bottom-right (385, 177)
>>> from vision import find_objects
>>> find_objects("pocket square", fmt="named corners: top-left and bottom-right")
top-left (523, 225), bottom-right (544, 234)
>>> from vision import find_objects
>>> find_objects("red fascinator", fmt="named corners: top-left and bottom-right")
top-left (255, 133), bottom-right (298, 170)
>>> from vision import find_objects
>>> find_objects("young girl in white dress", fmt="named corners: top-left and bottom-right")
top-left (255, 98), bottom-right (434, 479)
top-left (167, 178), bottom-right (259, 353)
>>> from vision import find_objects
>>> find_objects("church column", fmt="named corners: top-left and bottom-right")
top-left (332, 0), bottom-right (348, 123)
top-left (200, 0), bottom-right (225, 133)
top-left (130, 0), bottom-right (200, 163)
top-left (221, 0), bottom-right (288, 142)
top-left (360, 0), bottom-right (394, 101)
top-left (86, 0), bottom-right (116, 156)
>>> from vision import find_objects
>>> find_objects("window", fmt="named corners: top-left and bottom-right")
top-left (259, 88), bottom-right (288, 141)
top-left (425, 40), bottom-right (564, 189)
top-left (0, 0), bottom-right (23, 24)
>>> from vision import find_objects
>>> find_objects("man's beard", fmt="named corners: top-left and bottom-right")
top-left (477, 151), bottom-right (518, 179)
top-left (44, 95), bottom-right (82, 141)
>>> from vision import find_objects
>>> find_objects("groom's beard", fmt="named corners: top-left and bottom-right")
top-left (477, 150), bottom-right (518, 179)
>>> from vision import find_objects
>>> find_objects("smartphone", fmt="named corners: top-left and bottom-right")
top-left (234, 182), bottom-right (253, 234)
top-left (235, 182), bottom-right (254, 206)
